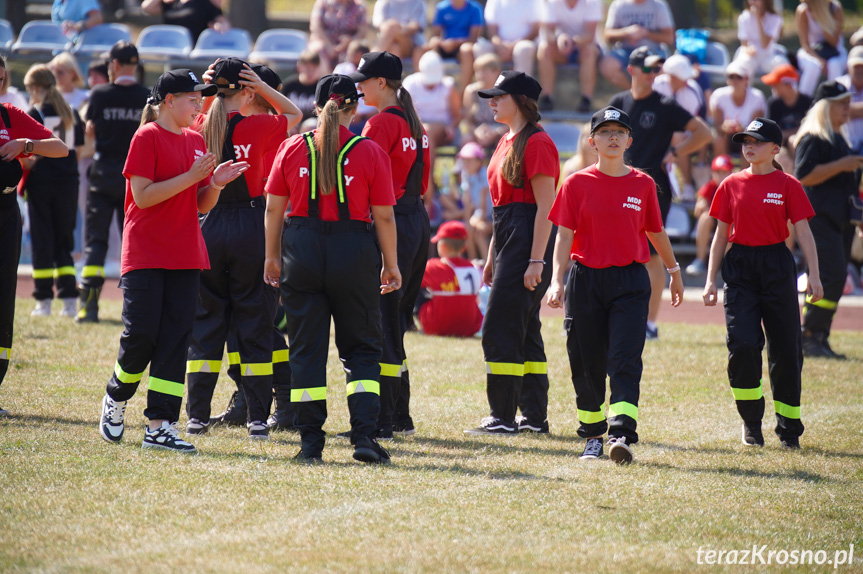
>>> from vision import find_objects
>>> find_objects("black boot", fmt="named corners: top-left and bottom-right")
top-left (75, 285), bottom-right (100, 323)
top-left (209, 390), bottom-right (248, 427)
top-left (267, 383), bottom-right (296, 431)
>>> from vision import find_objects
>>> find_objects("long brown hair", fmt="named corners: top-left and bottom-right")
top-left (387, 79), bottom-right (423, 142)
top-left (315, 99), bottom-right (358, 195)
top-left (202, 87), bottom-right (244, 162)
top-left (501, 95), bottom-right (542, 187)
top-left (24, 64), bottom-right (74, 131)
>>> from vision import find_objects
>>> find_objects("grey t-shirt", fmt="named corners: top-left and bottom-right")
top-left (373, 0), bottom-right (426, 44)
top-left (606, 0), bottom-right (674, 50)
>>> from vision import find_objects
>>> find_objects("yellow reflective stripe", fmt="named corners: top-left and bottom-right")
top-left (524, 361), bottom-right (547, 375)
top-left (336, 136), bottom-right (363, 203)
top-left (380, 362), bottom-right (402, 377)
top-left (774, 400), bottom-right (801, 419)
top-left (291, 387), bottom-right (327, 402)
top-left (608, 401), bottom-right (639, 421)
top-left (54, 266), bottom-right (76, 278)
top-left (227, 352), bottom-right (240, 366)
top-left (486, 362), bottom-right (525, 377)
top-left (186, 359), bottom-right (221, 374)
top-left (578, 403), bottom-right (606, 425)
top-left (114, 361), bottom-right (144, 384)
top-left (805, 295), bottom-right (838, 310)
top-left (273, 349), bottom-right (289, 364)
top-left (0, 347), bottom-right (10, 361)
top-left (240, 362), bottom-right (273, 376)
top-left (732, 380), bottom-right (764, 402)
top-left (32, 268), bottom-right (53, 279)
top-left (81, 265), bottom-right (104, 278)
top-left (303, 133), bottom-right (317, 200)
top-left (403, 358), bottom-right (409, 371)
top-left (148, 377), bottom-right (184, 397)
top-left (346, 379), bottom-right (381, 396)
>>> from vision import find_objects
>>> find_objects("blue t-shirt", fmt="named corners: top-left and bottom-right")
top-left (433, 0), bottom-right (484, 40)
top-left (52, 0), bottom-right (101, 25)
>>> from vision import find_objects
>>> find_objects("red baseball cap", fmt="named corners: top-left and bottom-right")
top-left (711, 154), bottom-right (734, 172)
top-left (431, 220), bottom-right (468, 243)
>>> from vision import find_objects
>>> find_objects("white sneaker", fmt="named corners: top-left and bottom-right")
top-left (31, 300), bottom-right (51, 317)
top-left (142, 421), bottom-right (197, 453)
top-left (608, 436), bottom-right (633, 464)
top-left (99, 394), bottom-right (127, 443)
top-left (60, 298), bottom-right (77, 318)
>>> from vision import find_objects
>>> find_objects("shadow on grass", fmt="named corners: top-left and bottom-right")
top-left (2, 413), bottom-right (94, 427)
top-left (405, 435), bottom-right (577, 458)
top-left (641, 461), bottom-right (831, 483)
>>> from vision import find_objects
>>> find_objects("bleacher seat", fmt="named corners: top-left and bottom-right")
top-left (248, 29), bottom-right (307, 65)
top-left (135, 24), bottom-right (194, 63)
top-left (70, 23), bottom-right (132, 59)
top-left (665, 203), bottom-right (692, 239)
top-left (189, 28), bottom-right (252, 61)
top-left (699, 42), bottom-right (731, 84)
top-left (0, 19), bottom-right (15, 53)
top-left (10, 20), bottom-right (67, 57)
top-left (542, 121), bottom-right (581, 157)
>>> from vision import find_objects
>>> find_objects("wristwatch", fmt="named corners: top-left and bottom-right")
top-left (23, 139), bottom-right (34, 154)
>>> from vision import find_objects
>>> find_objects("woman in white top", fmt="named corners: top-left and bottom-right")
top-left (48, 52), bottom-right (89, 111)
top-left (796, 0), bottom-right (846, 96)
top-left (734, 0), bottom-right (787, 77)
top-left (709, 61), bottom-right (767, 161)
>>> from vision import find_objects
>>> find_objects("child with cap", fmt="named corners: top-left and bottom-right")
top-left (703, 117), bottom-right (822, 449)
top-left (415, 220), bottom-right (484, 337)
top-left (685, 154), bottom-right (735, 275)
top-left (547, 106), bottom-right (684, 463)
top-left (98, 69), bottom-right (249, 454)
top-left (762, 63), bottom-right (812, 157)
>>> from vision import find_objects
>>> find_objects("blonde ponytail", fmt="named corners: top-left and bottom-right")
top-left (140, 102), bottom-right (159, 127)
top-left (24, 64), bottom-right (74, 131)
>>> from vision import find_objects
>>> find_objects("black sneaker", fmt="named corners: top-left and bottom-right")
top-left (821, 338), bottom-right (847, 360)
top-left (293, 450), bottom-right (323, 464)
top-left (142, 421), bottom-right (197, 453)
top-left (376, 427), bottom-right (394, 441)
top-left (335, 430), bottom-right (352, 439)
top-left (608, 436), bottom-right (633, 464)
top-left (464, 417), bottom-right (518, 436)
top-left (516, 415), bottom-right (549, 434)
top-left (579, 437), bottom-right (604, 460)
top-left (186, 418), bottom-right (209, 435)
top-left (353, 436), bottom-right (391, 464)
top-left (741, 422), bottom-right (764, 447)
top-left (209, 390), bottom-right (247, 427)
top-left (99, 394), bottom-right (126, 443)
top-left (645, 325), bottom-right (659, 340)
top-left (780, 437), bottom-right (800, 449)
top-left (392, 421), bottom-right (416, 436)
top-left (576, 95), bottom-right (592, 113)
top-left (802, 334), bottom-right (831, 358)
top-left (247, 420), bottom-right (270, 440)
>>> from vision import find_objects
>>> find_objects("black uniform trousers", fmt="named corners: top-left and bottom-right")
top-left (281, 219), bottom-right (383, 458)
top-left (81, 159), bottom-right (126, 289)
top-left (186, 199), bottom-right (275, 425)
top-left (481, 203), bottom-right (554, 425)
top-left (0, 201), bottom-right (22, 388)
top-left (378, 194), bottom-right (430, 433)
top-left (723, 243), bottom-right (804, 440)
top-left (27, 176), bottom-right (78, 300)
top-left (802, 215), bottom-right (855, 338)
top-left (106, 268), bottom-right (199, 422)
top-left (565, 262), bottom-right (650, 444)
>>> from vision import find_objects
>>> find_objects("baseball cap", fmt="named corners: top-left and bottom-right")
top-left (456, 141), bottom-right (485, 160)
top-left (477, 70), bottom-right (542, 100)
top-left (105, 40), bottom-right (138, 65)
top-left (590, 106), bottom-right (632, 134)
top-left (813, 80), bottom-right (851, 103)
top-left (711, 154), bottom-right (734, 171)
top-left (149, 69), bottom-right (217, 104)
top-left (348, 51), bottom-right (402, 82)
top-left (761, 63), bottom-right (799, 86)
top-left (662, 54), bottom-right (695, 80)
top-left (417, 51), bottom-right (444, 85)
top-left (628, 46), bottom-right (665, 68)
top-left (252, 63), bottom-right (282, 91)
top-left (731, 117), bottom-right (783, 145)
top-left (431, 220), bottom-right (468, 243)
top-left (848, 45), bottom-right (863, 68)
top-left (314, 74), bottom-right (362, 109)
top-left (212, 57), bottom-right (250, 89)
top-left (726, 61), bottom-right (749, 79)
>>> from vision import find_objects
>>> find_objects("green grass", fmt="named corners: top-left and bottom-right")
top-left (1, 298), bottom-right (862, 572)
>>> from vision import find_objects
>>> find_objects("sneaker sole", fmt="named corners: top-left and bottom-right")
top-left (353, 448), bottom-right (391, 464)
top-left (249, 434), bottom-right (270, 441)
top-left (100, 425), bottom-right (124, 443)
top-left (141, 442), bottom-right (197, 454)
top-left (608, 445), bottom-right (633, 464)
top-left (741, 425), bottom-right (763, 447)
top-left (392, 428), bottom-right (416, 436)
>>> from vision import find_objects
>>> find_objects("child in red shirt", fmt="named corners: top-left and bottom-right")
top-left (685, 154), bottom-right (734, 275)
top-left (703, 117), bottom-right (822, 449)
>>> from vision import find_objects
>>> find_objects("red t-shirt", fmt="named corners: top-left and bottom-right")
top-left (265, 125), bottom-right (395, 222)
top-left (419, 256), bottom-right (483, 337)
top-left (0, 103), bottom-right (54, 148)
top-left (487, 129), bottom-right (560, 206)
top-left (698, 178), bottom-right (719, 202)
top-left (121, 122), bottom-right (211, 275)
top-left (361, 106), bottom-right (430, 199)
top-left (194, 111), bottom-right (287, 196)
top-left (549, 165), bottom-right (664, 269)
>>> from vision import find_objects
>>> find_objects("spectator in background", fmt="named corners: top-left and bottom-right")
top-left (48, 53), bottom-right (89, 111)
top-left (796, 0), bottom-right (846, 97)
top-left (475, 0), bottom-right (541, 77)
top-left (733, 0), bottom-right (786, 78)
top-left (600, 0), bottom-right (675, 90)
top-left (537, 0), bottom-right (603, 113)
top-left (52, 0), bottom-right (103, 39)
top-left (426, 0), bottom-right (484, 95)
top-left (0, 64), bottom-right (28, 110)
top-left (836, 45), bottom-right (863, 153)
top-left (373, 0), bottom-right (426, 60)
top-left (763, 63), bottom-right (812, 168)
top-left (86, 61), bottom-right (109, 88)
top-left (333, 42), bottom-right (379, 134)
top-left (141, 0), bottom-right (229, 43)
top-left (309, 0), bottom-right (368, 70)
top-left (280, 51), bottom-right (324, 133)
top-left (462, 53), bottom-right (507, 149)
top-left (709, 61), bottom-right (766, 163)
top-left (454, 142), bottom-right (491, 260)
top-left (685, 154), bottom-right (734, 276)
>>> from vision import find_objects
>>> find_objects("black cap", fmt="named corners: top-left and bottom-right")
top-left (212, 57), bottom-right (249, 89)
top-left (106, 40), bottom-right (139, 65)
top-left (813, 80), bottom-right (851, 103)
top-left (149, 69), bottom-right (217, 105)
top-left (628, 46), bottom-right (665, 68)
top-left (252, 63), bottom-right (282, 91)
top-left (314, 74), bottom-right (361, 109)
top-left (731, 117), bottom-right (783, 145)
top-left (590, 106), bottom-right (632, 134)
top-left (347, 51), bottom-right (402, 82)
top-left (477, 70), bottom-right (542, 100)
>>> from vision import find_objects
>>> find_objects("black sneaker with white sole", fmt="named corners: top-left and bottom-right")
top-left (100, 394), bottom-right (127, 443)
top-left (293, 450), bottom-right (323, 464)
top-left (142, 421), bottom-right (197, 453)
top-left (607, 436), bottom-right (633, 464)
top-left (780, 436), bottom-right (800, 449)
top-left (353, 436), bottom-right (391, 464)
top-left (464, 417), bottom-right (518, 436)
top-left (516, 416), bottom-right (549, 434)
top-left (392, 421), bottom-right (416, 436)
top-left (186, 417), bottom-right (209, 435)
top-left (247, 420), bottom-right (270, 440)
top-left (579, 437), bottom-right (604, 459)
top-left (741, 422), bottom-right (764, 447)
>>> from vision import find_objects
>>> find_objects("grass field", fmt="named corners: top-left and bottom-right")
top-left (1, 298), bottom-right (862, 572)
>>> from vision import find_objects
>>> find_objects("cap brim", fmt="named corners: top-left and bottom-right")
top-left (195, 84), bottom-right (218, 97)
top-left (731, 131), bottom-right (770, 143)
top-left (591, 119), bottom-right (632, 133)
top-left (346, 70), bottom-right (369, 83)
top-left (645, 55), bottom-right (665, 67)
top-left (477, 87), bottom-right (507, 99)
top-left (827, 92), bottom-right (852, 101)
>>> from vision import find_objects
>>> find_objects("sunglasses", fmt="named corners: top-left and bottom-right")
top-left (642, 66), bottom-right (663, 74)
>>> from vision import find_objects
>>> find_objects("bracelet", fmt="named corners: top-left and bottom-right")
top-left (211, 182), bottom-right (225, 191)
top-left (666, 263), bottom-right (681, 274)
top-left (528, 259), bottom-right (546, 265)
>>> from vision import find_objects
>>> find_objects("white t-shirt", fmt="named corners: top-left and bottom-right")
top-left (737, 10), bottom-right (782, 50)
top-left (653, 74), bottom-right (704, 117)
top-left (0, 88), bottom-right (29, 111)
top-left (484, 0), bottom-right (542, 42)
top-left (606, 0), bottom-right (674, 33)
top-left (709, 85), bottom-right (767, 126)
top-left (542, 0), bottom-right (603, 39)
top-left (402, 73), bottom-right (456, 124)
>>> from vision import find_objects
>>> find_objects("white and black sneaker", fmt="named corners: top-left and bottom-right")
top-left (464, 416), bottom-right (518, 436)
top-left (607, 436), bottom-right (633, 464)
top-left (99, 394), bottom-right (127, 443)
top-left (186, 418), bottom-right (209, 435)
top-left (142, 421), bottom-right (197, 453)
top-left (247, 420), bottom-right (270, 440)
top-left (516, 415), bottom-right (550, 434)
top-left (579, 437), bottom-right (604, 460)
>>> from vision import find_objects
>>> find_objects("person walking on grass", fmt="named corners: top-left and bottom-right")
top-left (703, 117), bottom-right (822, 449)
top-left (547, 106), bottom-right (684, 464)
top-left (98, 69), bottom-right (248, 453)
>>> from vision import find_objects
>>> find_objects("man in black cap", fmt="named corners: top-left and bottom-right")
top-left (609, 46), bottom-right (711, 341)
top-left (76, 41), bottom-right (149, 323)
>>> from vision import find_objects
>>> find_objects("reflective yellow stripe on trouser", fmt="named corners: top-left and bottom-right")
top-left (731, 380), bottom-right (764, 402)
top-left (240, 362), bottom-right (273, 376)
top-left (186, 359), bottom-right (222, 374)
top-left (81, 265), bottom-right (104, 279)
top-left (32, 268), bottom-right (53, 280)
top-left (291, 387), bottom-right (327, 402)
top-left (273, 349), bottom-right (289, 364)
top-left (805, 295), bottom-right (838, 310)
top-left (774, 401), bottom-right (801, 419)
top-left (0, 347), bottom-right (10, 361)
top-left (346, 380), bottom-right (381, 396)
top-left (608, 401), bottom-right (638, 421)
top-left (486, 362), bottom-right (525, 376)
top-left (227, 352), bottom-right (240, 367)
top-left (578, 403), bottom-right (606, 425)
top-left (114, 361), bottom-right (144, 384)
top-left (148, 377), bottom-right (184, 397)
top-left (380, 362), bottom-right (403, 377)
top-left (524, 361), bottom-right (547, 375)
top-left (54, 266), bottom-right (75, 278)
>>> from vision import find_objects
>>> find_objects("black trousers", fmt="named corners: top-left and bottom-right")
top-left (106, 269), bottom-right (200, 422)
top-left (27, 177), bottom-right (78, 300)
top-left (379, 195), bottom-right (430, 433)
top-left (565, 262), bottom-right (649, 444)
top-left (186, 202), bottom-right (275, 424)
top-left (802, 215), bottom-right (855, 338)
top-left (81, 160), bottom-right (125, 289)
top-left (723, 243), bottom-right (804, 440)
top-left (481, 203), bottom-right (554, 425)
top-left (281, 221), bottom-right (383, 457)
top-left (0, 201), bottom-right (22, 388)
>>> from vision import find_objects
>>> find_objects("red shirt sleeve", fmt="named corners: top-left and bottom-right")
top-left (524, 132), bottom-right (561, 183)
top-left (784, 175), bottom-right (815, 224)
top-left (708, 179), bottom-right (732, 224)
top-left (124, 126), bottom-right (157, 181)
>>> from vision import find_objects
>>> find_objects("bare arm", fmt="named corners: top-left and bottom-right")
top-left (141, 0), bottom-right (163, 15)
top-left (546, 225), bottom-right (573, 308)
top-left (371, 204), bottom-right (402, 294)
top-left (646, 26), bottom-right (674, 46)
top-left (239, 66), bottom-right (302, 130)
top-left (645, 228), bottom-right (683, 306)
top-left (130, 152), bottom-right (217, 209)
top-left (524, 173), bottom-right (555, 291)
top-left (0, 136), bottom-right (68, 161)
top-left (676, 116), bottom-right (713, 156)
top-left (702, 219), bottom-right (730, 305)
top-left (794, 219), bottom-right (823, 301)
top-left (263, 192), bottom-right (288, 286)
top-left (798, 155), bottom-right (863, 187)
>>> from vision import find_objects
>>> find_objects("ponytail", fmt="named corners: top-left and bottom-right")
top-left (314, 99), bottom-right (358, 195)
top-left (140, 102), bottom-right (159, 127)
top-left (772, 158), bottom-right (784, 172)
top-left (202, 88), bottom-right (243, 163)
top-left (388, 79), bottom-right (423, 142)
top-left (24, 64), bottom-right (74, 131)
top-left (501, 95), bottom-right (542, 187)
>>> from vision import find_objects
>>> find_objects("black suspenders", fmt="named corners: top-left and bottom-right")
top-left (302, 132), bottom-right (366, 221)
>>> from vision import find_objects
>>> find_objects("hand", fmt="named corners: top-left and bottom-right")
top-left (668, 272), bottom-right (684, 307)
top-left (202, 59), bottom-right (220, 84)
top-left (263, 257), bottom-right (281, 288)
top-left (702, 281), bottom-right (718, 306)
top-left (807, 274), bottom-right (824, 302)
top-left (0, 139), bottom-right (26, 161)
top-left (841, 155), bottom-right (863, 172)
top-left (188, 152), bottom-right (218, 183)
top-left (625, 25), bottom-right (647, 42)
top-left (523, 261), bottom-right (543, 291)
top-left (239, 65), bottom-right (265, 93)
top-left (483, 260), bottom-right (494, 286)
top-left (546, 283), bottom-right (564, 308)
top-left (557, 34), bottom-right (573, 55)
top-left (212, 160), bottom-right (250, 187)
top-left (721, 119), bottom-right (742, 135)
top-left (380, 265), bottom-right (402, 294)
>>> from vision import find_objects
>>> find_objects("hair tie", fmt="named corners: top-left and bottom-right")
top-left (146, 95), bottom-right (159, 106)
top-left (216, 92), bottom-right (226, 99)
top-left (328, 93), bottom-right (345, 107)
